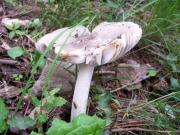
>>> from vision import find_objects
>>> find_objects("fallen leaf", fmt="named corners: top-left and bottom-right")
top-left (0, 86), bottom-right (19, 98)
top-left (1, 18), bottom-right (30, 28)
top-left (116, 59), bottom-right (154, 90)
top-left (1, 42), bottom-right (11, 50)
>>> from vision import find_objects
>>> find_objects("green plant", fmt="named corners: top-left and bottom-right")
top-left (0, 98), bottom-right (35, 133)
top-left (46, 114), bottom-right (105, 135)
top-left (5, 23), bottom-right (25, 39)
top-left (29, 88), bottom-right (66, 133)
top-left (7, 116), bottom-right (36, 130)
top-left (144, 0), bottom-right (180, 85)
top-left (0, 98), bottom-right (8, 133)
top-left (135, 1), bottom-right (180, 132)
top-left (4, 0), bottom-right (17, 7)
top-left (12, 74), bottom-right (23, 81)
top-left (7, 46), bottom-right (24, 59)
top-left (25, 18), bottom-right (43, 40)
top-left (93, 87), bottom-right (120, 125)
top-left (147, 68), bottom-right (157, 77)
top-left (30, 51), bottom-right (46, 71)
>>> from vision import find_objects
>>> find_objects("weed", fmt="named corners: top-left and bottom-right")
top-left (5, 23), bottom-right (25, 39)
top-left (12, 74), bottom-right (23, 81)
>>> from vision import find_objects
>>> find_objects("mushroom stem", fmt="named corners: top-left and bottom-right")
top-left (71, 63), bottom-right (94, 120)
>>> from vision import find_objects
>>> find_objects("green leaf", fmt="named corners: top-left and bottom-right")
top-left (5, 24), bottom-right (14, 30)
top-left (30, 131), bottom-right (43, 135)
top-left (47, 114), bottom-right (105, 135)
top-left (0, 97), bottom-right (8, 119)
top-left (165, 104), bottom-right (175, 119)
top-left (5, 0), bottom-right (17, 6)
top-left (44, 97), bottom-right (66, 110)
top-left (47, 0), bottom-right (56, 4)
top-left (0, 98), bottom-right (8, 133)
top-left (49, 97), bottom-right (66, 106)
top-left (49, 88), bottom-right (60, 96)
top-left (9, 31), bottom-right (16, 39)
top-left (7, 46), bottom-right (24, 59)
top-left (15, 30), bottom-right (24, 36)
top-left (169, 62), bottom-right (180, 73)
top-left (7, 116), bottom-right (36, 130)
top-left (167, 54), bottom-right (177, 62)
top-left (14, 23), bottom-right (20, 30)
top-left (98, 92), bottom-right (112, 108)
top-left (38, 57), bottom-right (46, 69)
top-left (32, 18), bottom-right (42, 28)
top-left (36, 114), bottom-right (48, 124)
top-left (106, 0), bottom-right (119, 9)
top-left (148, 69), bottom-right (157, 77)
top-left (30, 95), bottom-right (40, 107)
top-left (0, 117), bottom-right (8, 133)
top-left (170, 77), bottom-right (180, 88)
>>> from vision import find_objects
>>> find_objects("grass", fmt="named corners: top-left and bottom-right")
top-left (130, 0), bottom-right (180, 133)
top-left (1, 0), bottom-right (180, 134)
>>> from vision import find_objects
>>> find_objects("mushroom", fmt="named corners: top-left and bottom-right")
top-left (36, 22), bottom-right (142, 120)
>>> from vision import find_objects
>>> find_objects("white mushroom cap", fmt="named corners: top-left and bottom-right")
top-left (36, 22), bottom-right (142, 65)
top-left (91, 22), bottom-right (142, 64)
top-left (36, 26), bottom-right (90, 63)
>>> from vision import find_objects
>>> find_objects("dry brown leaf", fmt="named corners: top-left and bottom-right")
top-left (153, 79), bottom-right (168, 91)
top-left (0, 85), bottom-right (19, 98)
top-left (31, 62), bottom-right (75, 96)
top-left (1, 41), bottom-right (11, 50)
top-left (1, 18), bottom-right (30, 27)
top-left (116, 59), bottom-right (153, 90)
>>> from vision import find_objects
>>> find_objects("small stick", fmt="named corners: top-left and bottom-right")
top-left (0, 59), bottom-right (18, 65)
top-left (118, 63), bottom-right (140, 68)
top-left (114, 123), bottom-right (148, 128)
top-left (24, 100), bottom-right (30, 116)
top-left (96, 71), bottom-right (116, 75)
top-left (0, 9), bottom-right (36, 19)
top-left (111, 127), bottom-right (180, 133)
top-left (25, 35), bottom-right (36, 45)
top-left (111, 79), bottom-right (140, 93)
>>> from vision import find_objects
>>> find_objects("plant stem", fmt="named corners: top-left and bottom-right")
top-left (71, 63), bottom-right (94, 120)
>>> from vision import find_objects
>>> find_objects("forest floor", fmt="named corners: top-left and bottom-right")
top-left (0, 0), bottom-right (180, 135)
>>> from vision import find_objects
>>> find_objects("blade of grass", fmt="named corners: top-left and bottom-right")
top-left (123, 0), bottom-right (158, 21)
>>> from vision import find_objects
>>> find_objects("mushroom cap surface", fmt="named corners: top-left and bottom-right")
top-left (36, 22), bottom-right (142, 65)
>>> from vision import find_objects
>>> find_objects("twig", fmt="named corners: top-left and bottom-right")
top-left (25, 35), bottom-right (36, 45)
top-left (111, 79), bottom-right (140, 93)
top-left (0, 59), bottom-right (18, 65)
top-left (111, 127), bottom-right (180, 133)
top-left (124, 45), bottom-right (151, 57)
top-left (118, 63), bottom-right (140, 68)
top-left (112, 120), bottom-right (145, 126)
top-left (0, 9), bottom-right (36, 19)
top-left (24, 100), bottom-right (30, 116)
top-left (114, 124), bottom-right (148, 128)
top-left (96, 71), bottom-right (116, 75)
